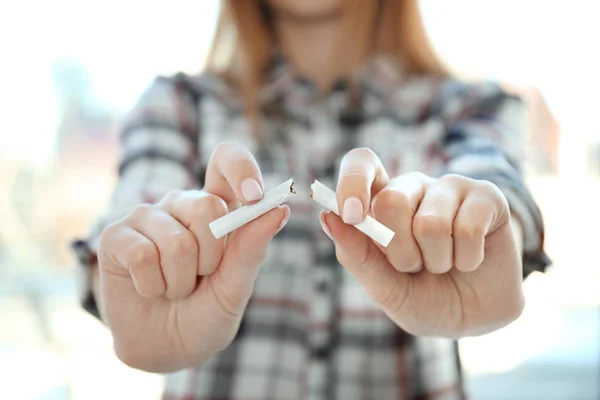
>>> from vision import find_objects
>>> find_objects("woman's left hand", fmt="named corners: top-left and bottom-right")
top-left (321, 148), bottom-right (525, 338)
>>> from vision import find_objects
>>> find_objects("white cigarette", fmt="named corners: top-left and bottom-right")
top-left (209, 178), bottom-right (296, 239)
top-left (310, 180), bottom-right (395, 247)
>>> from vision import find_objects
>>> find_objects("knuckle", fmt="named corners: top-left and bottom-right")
top-left (474, 179), bottom-right (501, 197)
top-left (348, 147), bottom-right (377, 160)
top-left (453, 221), bottom-right (485, 242)
top-left (413, 214), bottom-right (452, 239)
top-left (405, 171), bottom-right (430, 181)
top-left (471, 180), bottom-right (510, 215)
top-left (130, 203), bottom-right (154, 219)
top-left (342, 147), bottom-right (379, 172)
top-left (127, 243), bottom-right (158, 270)
top-left (213, 140), bottom-right (235, 156)
top-left (440, 173), bottom-right (468, 186)
top-left (474, 178), bottom-right (498, 191)
top-left (373, 189), bottom-right (411, 216)
top-left (161, 190), bottom-right (185, 205)
top-left (228, 151), bottom-right (252, 165)
top-left (474, 180), bottom-right (510, 207)
top-left (191, 194), bottom-right (228, 222)
top-left (98, 221), bottom-right (119, 247)
top-left (98, 222), bottom-right (130, 266)
top-left (162, 231), bottom-right (196, 255)
top-left (215, 141), bottom-right (251, 162)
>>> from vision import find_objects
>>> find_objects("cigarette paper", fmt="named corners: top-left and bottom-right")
top-left (209, 178), bottom-right (296, 239)
top-left (310, 180), bottom-right (395, 247)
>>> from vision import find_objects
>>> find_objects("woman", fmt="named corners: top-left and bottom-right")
top-left (73, 0), bottom-right (550, 398)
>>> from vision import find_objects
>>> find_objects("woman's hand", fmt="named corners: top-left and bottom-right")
top-left (97, 142), bottom-right (289, 373)
top-left (322, 148), bottom-right (525, 338)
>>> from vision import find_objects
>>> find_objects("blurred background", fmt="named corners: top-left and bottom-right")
top-left (0, 0), bottom-right (598, 399)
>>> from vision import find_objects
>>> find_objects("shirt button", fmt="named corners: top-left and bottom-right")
top-left (311, 345), bottom-right (331, 360)
top-left (315, 280), bottom-right (329, 293)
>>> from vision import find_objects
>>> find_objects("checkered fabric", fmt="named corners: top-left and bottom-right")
top-left (72, 55), bottom-right (550, 400)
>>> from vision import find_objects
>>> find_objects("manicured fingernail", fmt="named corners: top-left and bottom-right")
top-left (319, 210), bottom-right (333, 241)
top-left (241, 178), bottom-right (263, 202)
top-left (276, 206), bottom-right (291, 234)
top-left (342, 197), bottom-right (363, 225)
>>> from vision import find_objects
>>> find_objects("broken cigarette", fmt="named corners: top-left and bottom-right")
top-left (209, 178), bottom-right (296, 239)
top-left (310, 180), bottom-right (395, 247)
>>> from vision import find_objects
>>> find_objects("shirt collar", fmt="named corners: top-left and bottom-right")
top-left (184, 51), bottom-right (409, 116)
top-left (259, 51), bottom-right (407, 108)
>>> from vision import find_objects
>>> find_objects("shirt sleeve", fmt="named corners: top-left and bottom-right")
top-left (71, 74), bottom-right (202, 319)
top-left (437, 80), bottom-right (551, 279)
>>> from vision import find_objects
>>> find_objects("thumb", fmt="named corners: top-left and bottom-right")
top-left (323, 211), bottom-right (409, 308)
top-left (206, 205), bottom-right (290, 316)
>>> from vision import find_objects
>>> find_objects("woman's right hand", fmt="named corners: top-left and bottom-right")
top-left (97, 142), bottom-right (290, 373)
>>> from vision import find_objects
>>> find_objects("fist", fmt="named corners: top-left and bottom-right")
top-left (97, 142), bottom-right (290, 372)
top-left (321, 148), bottom-right (525, 338)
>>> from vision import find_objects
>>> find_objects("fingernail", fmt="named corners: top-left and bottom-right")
top-left (241, 178), bottom-right (263, 202)
top-left (319, 210), bottom-right (333, 241)
top-left (342, 197), bottom-right (363, 225)
top-left (276, 206), bottom-right (291, 234)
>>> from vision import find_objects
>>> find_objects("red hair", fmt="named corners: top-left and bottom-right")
top-left (206, 0), bottom-right (448, 127)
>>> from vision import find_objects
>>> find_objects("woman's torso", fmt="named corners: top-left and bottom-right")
top-left (161, 58), bottom-right (467, 400)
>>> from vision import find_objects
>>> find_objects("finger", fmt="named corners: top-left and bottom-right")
top-left (372, 173), bottom-right (431, 273)
top-left (101, 224), bottom-right (165, 298)
top-left (128, 205), bottom-right (199, 300)
top-left (336, 148), bottom-right (389, 225)
top-left (204, 141), bottom-right (264, 208)
top-left (322, 212), bottom-right (409, 308)
top-left (413, 177), bottom-right (463, 274)
top-left (161, 191), bottom-right (228, 276)
top-left (453, 191), bottom-right (496, 272)
top-left (204, 205), bottom-right (290, 317)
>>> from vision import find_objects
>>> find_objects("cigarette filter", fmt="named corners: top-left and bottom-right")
top-left (310, 180), bottom-right (395, 247)
top-left (209, 178), bottom-right (296, 239)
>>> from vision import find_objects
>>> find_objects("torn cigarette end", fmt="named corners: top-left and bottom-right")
top-left (310, 180), bottom-right (395, 247)
top-left (209, 178), bottom-right (295, 239)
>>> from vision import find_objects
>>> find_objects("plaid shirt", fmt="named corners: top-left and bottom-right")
top-left (73, 55), bottom-right (549, 400)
